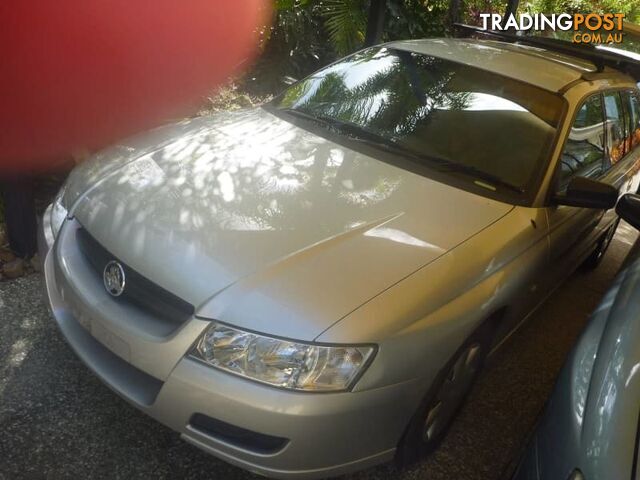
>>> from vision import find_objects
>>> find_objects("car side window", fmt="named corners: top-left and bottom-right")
top-left (623, 90), bottom-right (640, 152)
top-left (557, 94), bottom-right (606, 190)
top-left (604, 91), bottom-right (627, 165)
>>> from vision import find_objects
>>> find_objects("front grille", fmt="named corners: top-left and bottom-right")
top-left (76, 227), bottom-right (194, 324)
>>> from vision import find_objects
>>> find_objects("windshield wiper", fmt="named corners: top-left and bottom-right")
top-left (341, 131), bottom-right (525, 195)
top-left (281, 108), bottom-right (412, 153)
top-left (280, 108), bottom-right (524, 195)
top-left (279, 108), bottom-right (331, 127)
top-left (280, 108), bottom-right (388, 144)
top-left (384, 143), bottom-right (525, 194)
top-left (430, 161), bottom-right (525, 194)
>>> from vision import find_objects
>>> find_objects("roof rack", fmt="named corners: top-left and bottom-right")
top-left (454, 23), bottom-right (640, 80)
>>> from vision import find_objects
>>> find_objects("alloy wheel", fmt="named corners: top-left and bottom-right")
top-left (422, 343), bottom-right (482, 442)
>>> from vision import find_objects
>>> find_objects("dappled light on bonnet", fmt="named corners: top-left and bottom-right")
top-left (74, 109), bottom-right (406, 272)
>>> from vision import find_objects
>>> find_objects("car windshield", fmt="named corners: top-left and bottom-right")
top-left (271, 46), bottom-right (565, 195)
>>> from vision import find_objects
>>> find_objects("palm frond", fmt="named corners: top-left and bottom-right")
top-left (321, 0), bottom-right (367, 55)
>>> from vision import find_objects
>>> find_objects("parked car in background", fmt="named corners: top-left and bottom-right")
top-left (513, 193), bottom-right (640, 480)
top-left (39, 36), bottom-right (640, 478)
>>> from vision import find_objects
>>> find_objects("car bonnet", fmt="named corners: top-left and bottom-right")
top-left (69, 108), bottom-right (513, 339)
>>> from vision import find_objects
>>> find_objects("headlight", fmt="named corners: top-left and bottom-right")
top-left (567, 470), bottom-right (584, 480)
top-left (191, 323), bottom-right (375, 392)
top-left (49, 185), bottom-right (68, 239)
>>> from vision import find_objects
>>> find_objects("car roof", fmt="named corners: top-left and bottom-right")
top-left (387, 38), bottom-right (603, 92)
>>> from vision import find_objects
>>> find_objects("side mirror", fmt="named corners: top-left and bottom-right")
top-left (553, 177), bottom-right (618, 209)
top-left (616, 194), bottom-right (640, 230)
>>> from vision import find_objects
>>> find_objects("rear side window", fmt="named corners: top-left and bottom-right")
top-left (557, 94), bottom-right (606, 189)
top-left (624, 91), bottom-right (640, 152)
top-left (604, 91), bottom-right (627, 164)
top-left (574, 95), bottom-right (603, 128)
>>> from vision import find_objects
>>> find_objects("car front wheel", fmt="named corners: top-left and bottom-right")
top-left (396, 320), bottom-right (494, 466)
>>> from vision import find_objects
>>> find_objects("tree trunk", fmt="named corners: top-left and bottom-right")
top-left (504, 0), bottom-right (519, 24)
top-left (364, 0), bottom-right (386, 47)
top-left (448, 0), bottom-right (463, 28)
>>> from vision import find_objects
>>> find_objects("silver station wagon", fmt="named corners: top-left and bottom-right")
top-left (40, 35), bottom-right (640, 478)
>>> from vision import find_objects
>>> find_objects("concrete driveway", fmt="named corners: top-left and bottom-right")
top-left (1, 223), bottom-right (637, 480)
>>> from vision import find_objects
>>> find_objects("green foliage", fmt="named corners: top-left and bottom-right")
top-left (243, 0), bottom-right (334, 96)
top-left (241, 0), bottom-right (640, 99)
top-left (283, 0), bottom-right (517, 60)
top-left (322, 0), bottom-right (368, 55)
top-left (199, 82), bottom-right (272, 116)
top-left (385, 0), bottom-right (449, 40)
top-left (520, 0), bottom-right (640, 51)
top-left (522, 0), bottom-right (640, 22)
top-left (465, 0), bottom-right (508, 24)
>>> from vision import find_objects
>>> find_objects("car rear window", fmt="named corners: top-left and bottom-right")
top-left (272, 46), bottom-right (565, 198)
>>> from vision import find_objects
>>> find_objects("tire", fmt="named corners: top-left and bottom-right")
top-left (395, 320), bottom-right (495, 466)
top-left (582, 217), bottom-right (619, 270)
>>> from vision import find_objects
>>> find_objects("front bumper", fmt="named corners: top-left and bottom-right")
top-left (39, 216), bottom-right (422, 479)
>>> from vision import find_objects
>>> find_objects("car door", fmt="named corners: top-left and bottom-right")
top-left (601, 90), bottom-right (640, 212)
top-left (623, 89), bottom-right (640, 193)
top-left (547, 90), bottom-right (640, 281)
top-left (545, 92), bottom-right (611, 279)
